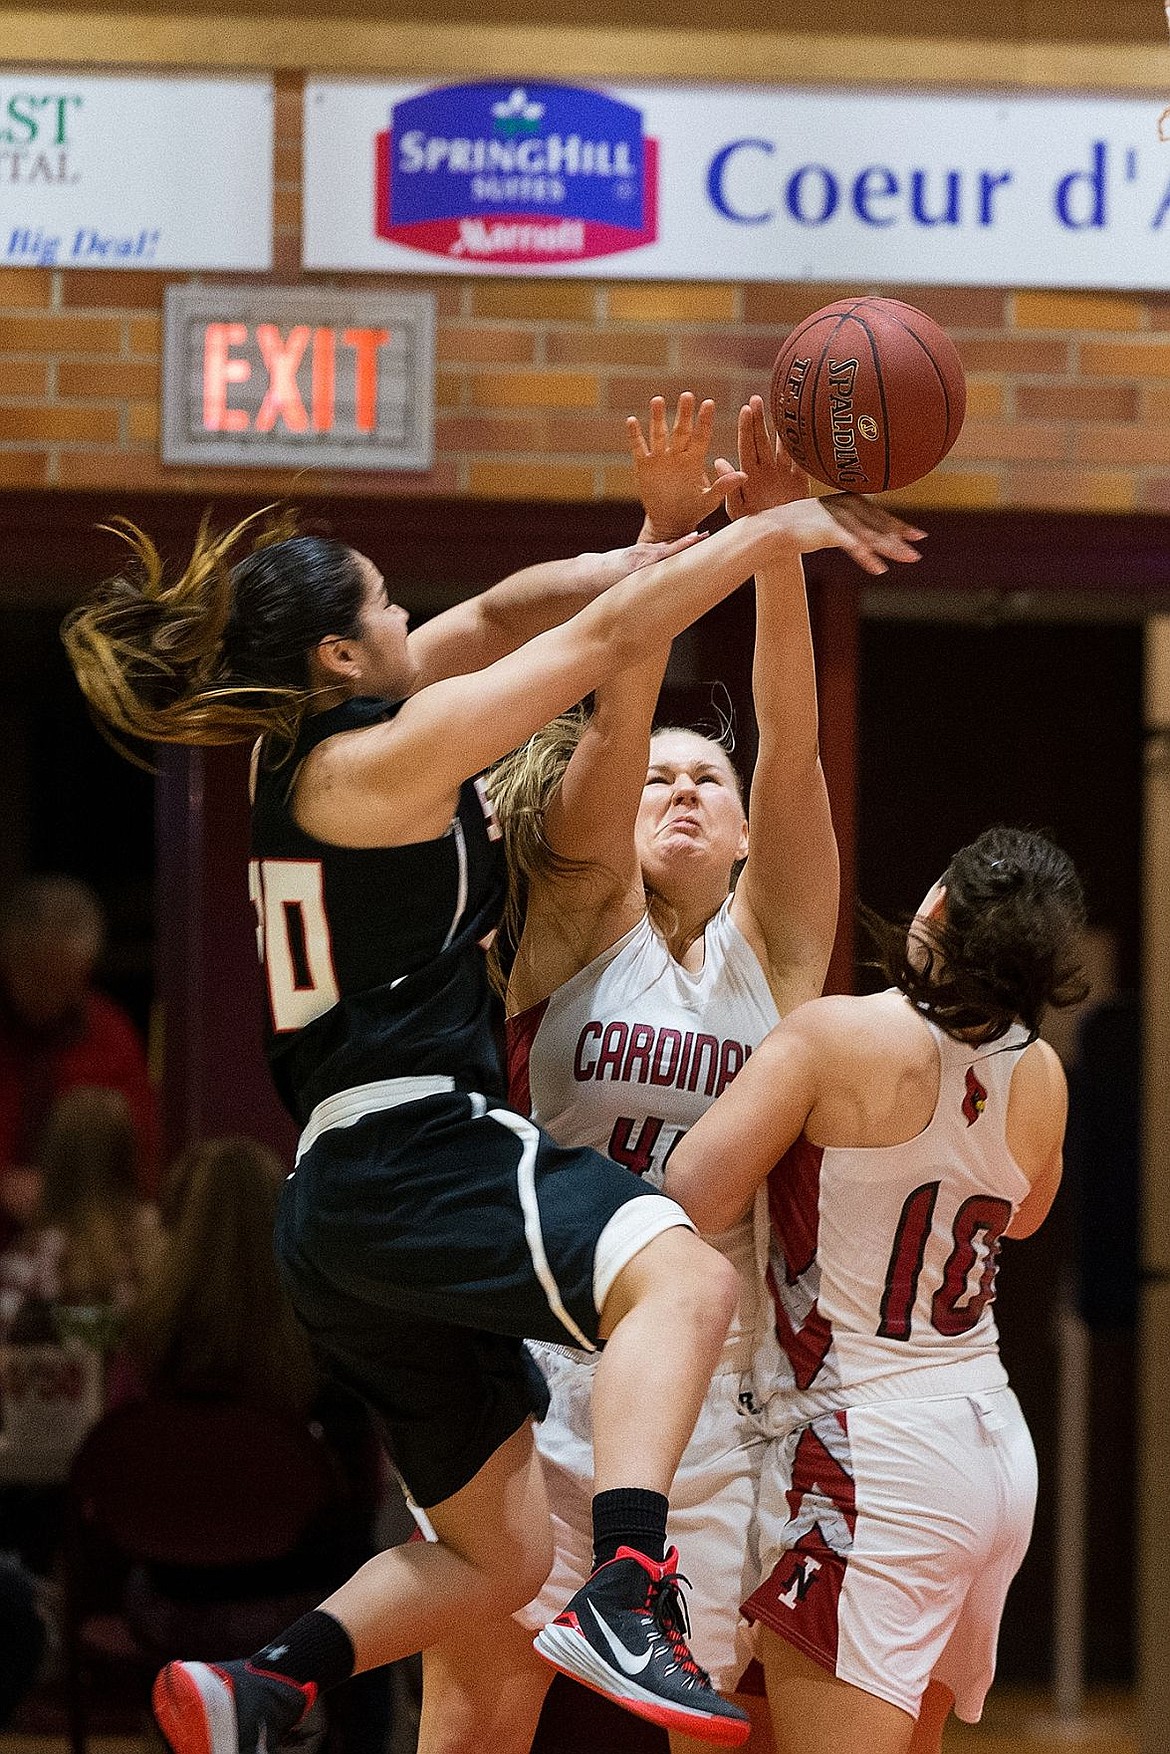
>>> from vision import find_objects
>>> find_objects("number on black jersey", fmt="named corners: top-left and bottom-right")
top-left (249, 859), bottom-right (340, 1032)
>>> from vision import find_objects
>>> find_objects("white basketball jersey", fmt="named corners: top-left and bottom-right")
top-left (507, 898), bottom-right (780, 1372)
top-left (766, 999), bottom-right (1033, 1431)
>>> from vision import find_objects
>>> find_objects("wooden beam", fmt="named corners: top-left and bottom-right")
top-left (3, 14), bottom-right (1170, 92)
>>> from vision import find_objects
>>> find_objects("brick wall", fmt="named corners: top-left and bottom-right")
top-left (1, 71), bottom-right (1168, 514)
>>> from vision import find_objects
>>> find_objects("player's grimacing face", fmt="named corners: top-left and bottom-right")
top-left (635, 731), bottom-right (748, 887)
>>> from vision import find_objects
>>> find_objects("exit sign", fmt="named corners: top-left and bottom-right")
top-left (162, 285), bottom-right (435, 469)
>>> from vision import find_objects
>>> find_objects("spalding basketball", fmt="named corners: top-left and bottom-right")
top-left (769, 297), bottom-right (966, 494)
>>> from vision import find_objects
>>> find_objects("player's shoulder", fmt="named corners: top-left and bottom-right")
top-left (1011, 1034), bottom-right (1068, 1110)
top-left (782, 989), bottom-right (902, 1044)
top-left (760, 992), bottom-right (876, 1073)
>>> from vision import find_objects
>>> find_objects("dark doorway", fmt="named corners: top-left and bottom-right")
top-left (0, 604), bottom-right (155, 1036)
top-left (858, 609), bottom-right (1143, 1688)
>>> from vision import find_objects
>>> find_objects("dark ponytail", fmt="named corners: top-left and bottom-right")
top-left (863, 825), bottom-right (1089, 1043)
top-left (61, 513), bottom-right (367, 756)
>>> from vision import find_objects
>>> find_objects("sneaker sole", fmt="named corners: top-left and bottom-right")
top-left (533, 1625), bottom-right (751, 1748)
top-left (152, 1662), bottom-right (238, 1754)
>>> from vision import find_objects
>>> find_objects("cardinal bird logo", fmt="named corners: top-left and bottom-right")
top-left (962, 1066), bottom-right (987, 1126)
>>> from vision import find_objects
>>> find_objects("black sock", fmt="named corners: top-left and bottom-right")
top-left (592, 1488), bottom-right (669, 1570)
top-left (251, 1610), bottom-right (356, 1693)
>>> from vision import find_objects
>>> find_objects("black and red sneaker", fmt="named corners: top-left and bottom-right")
top-left (533, 1546), bottom-right (750, 1747)
top-left (152, 1659), bottom-right (316, 1754)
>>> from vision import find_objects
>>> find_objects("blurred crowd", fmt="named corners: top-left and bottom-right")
top-left (0, 875), bottom-right (412, 1754)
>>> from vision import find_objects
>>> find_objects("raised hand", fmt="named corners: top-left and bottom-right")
top-left (771, 495), bottom-right (927, 575)
top-left (629, 392), bottom-right (746, 543)
top-left (718, 393), bottom-right (810, 521)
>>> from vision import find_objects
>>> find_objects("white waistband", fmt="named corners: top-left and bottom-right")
top-left (296, 1074), bottom-right (456, 1166)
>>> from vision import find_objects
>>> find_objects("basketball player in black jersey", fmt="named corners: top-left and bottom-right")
top-left (63, 488), bottom-right (922, 1749)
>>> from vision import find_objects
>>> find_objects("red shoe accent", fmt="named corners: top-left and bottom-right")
top-left (550, 1609), bottom-right (582, 1632)
top-left (152, 1665), bottom-right (215, 1754)
top-left (535, 1647), bottom-right (751, 1748)
top-left (609, 1544), bottom-right (679, 1579)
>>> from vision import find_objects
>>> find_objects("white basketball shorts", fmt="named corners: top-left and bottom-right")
top-left (743, 1387), bottom-right (1037, 1723)
top-left (514, 1341), bottom-right (767, 1690)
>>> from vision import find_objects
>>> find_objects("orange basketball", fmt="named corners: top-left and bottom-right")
top-left (769, 297), bottom-right (966, 494)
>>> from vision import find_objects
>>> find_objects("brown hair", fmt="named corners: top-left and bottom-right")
top-left (863, 826), bottom-right (1089, 1043)
top-left (125, 1136), bottom-right (317, 1412)
top-left (60, 511), bottom-right (367, 759)
top-left (0, 875), bottom-right (105, 960)
top-left (36, 1086), bottom-right (145, 1306)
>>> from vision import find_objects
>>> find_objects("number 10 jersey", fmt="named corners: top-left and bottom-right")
top-left (764, 999), bottom-right (1033, 1436)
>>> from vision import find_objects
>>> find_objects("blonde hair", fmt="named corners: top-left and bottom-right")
top-left (126, 1136), bottom-right (318, 1413)
top-left (486, 710), bottom-right (590, 990)
top-left (36, 1086), bottom-right (146, 1306)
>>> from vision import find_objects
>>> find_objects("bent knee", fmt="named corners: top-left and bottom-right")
top-left (604, 1226), bottom-right (740, 1335)
top-left (677, 1233), bottom-right (739, 1330)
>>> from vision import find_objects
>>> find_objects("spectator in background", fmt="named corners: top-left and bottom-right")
top-left (114, 1136), bottom-right (391, 1753)
top-left (0, 1088), bottom-right (160, 1577)
top-left (122, 1137), bottom-right (317, 1410)
top-left (0, 1085), bottom-right (159, 1337)
top-left (118, 1136), bottom-right (378, 1535)
top-left (0, 876), bottom-right (156, 1242)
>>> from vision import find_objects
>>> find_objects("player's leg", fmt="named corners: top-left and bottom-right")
top-left (758, 1629), bottom-right (916, 1754)
top-left (418, 1611), bottom-right (555, 1754)
top-left (153, 1362), bottom-right (553, 1754)
top-left (664, 1369), bottom-right (777, 1754)
top-left (532, 1221), bottom-right (751, 1744)
top-left (591, 1223), bottom-right (740, 1493)
top-left (905, 1680), bottom-right (953, 1754)
top-left (316, 1415), bottom-right (554, 1665)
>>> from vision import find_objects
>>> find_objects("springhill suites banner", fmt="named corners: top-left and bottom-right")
top-left (304, 78), bottom-right (1170, 288)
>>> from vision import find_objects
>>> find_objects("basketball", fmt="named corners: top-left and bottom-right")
top-left (769, 297), bottom-right (967, 494)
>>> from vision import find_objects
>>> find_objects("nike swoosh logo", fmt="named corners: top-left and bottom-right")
top-left (587, 1602), bottom-right (653, 1675)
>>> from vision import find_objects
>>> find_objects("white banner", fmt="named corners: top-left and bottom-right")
top-left (0, 73), bottom-right (273, 270)
top-left (304, 77), bottom-right (1170, 288)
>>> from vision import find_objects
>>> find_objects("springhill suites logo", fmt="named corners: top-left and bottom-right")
top-left (375, 81), bottom-right (659, 265)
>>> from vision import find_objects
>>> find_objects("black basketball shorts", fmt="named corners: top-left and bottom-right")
top-left (274, 1075), bottom-right (691, 1509)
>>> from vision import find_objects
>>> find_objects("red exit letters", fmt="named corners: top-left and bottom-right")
top-left (202, 322), bottom-right (391, 435)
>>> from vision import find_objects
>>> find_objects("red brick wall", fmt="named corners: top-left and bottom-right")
top-left (0, 71), bottom-right (1167, 514)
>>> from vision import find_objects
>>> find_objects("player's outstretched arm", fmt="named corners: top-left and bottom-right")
top-left (409, 385), bottom-right (745, 689)
top-left (405, 534), bottom-right (703, 693)
top-left (724, 396), bottom-right (844, 1011)
top-left (536, 393), bottom-right (738, 880)
top-left (664, 1009), bottom-right (820, 1232)
top-left (506, 394), bottom-right (732, 1007)
top-left (350, 496), bottom-right (926, 834)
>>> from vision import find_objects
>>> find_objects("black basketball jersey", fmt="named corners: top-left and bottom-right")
top-left (249, 696), bottom-right (508, 1123)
